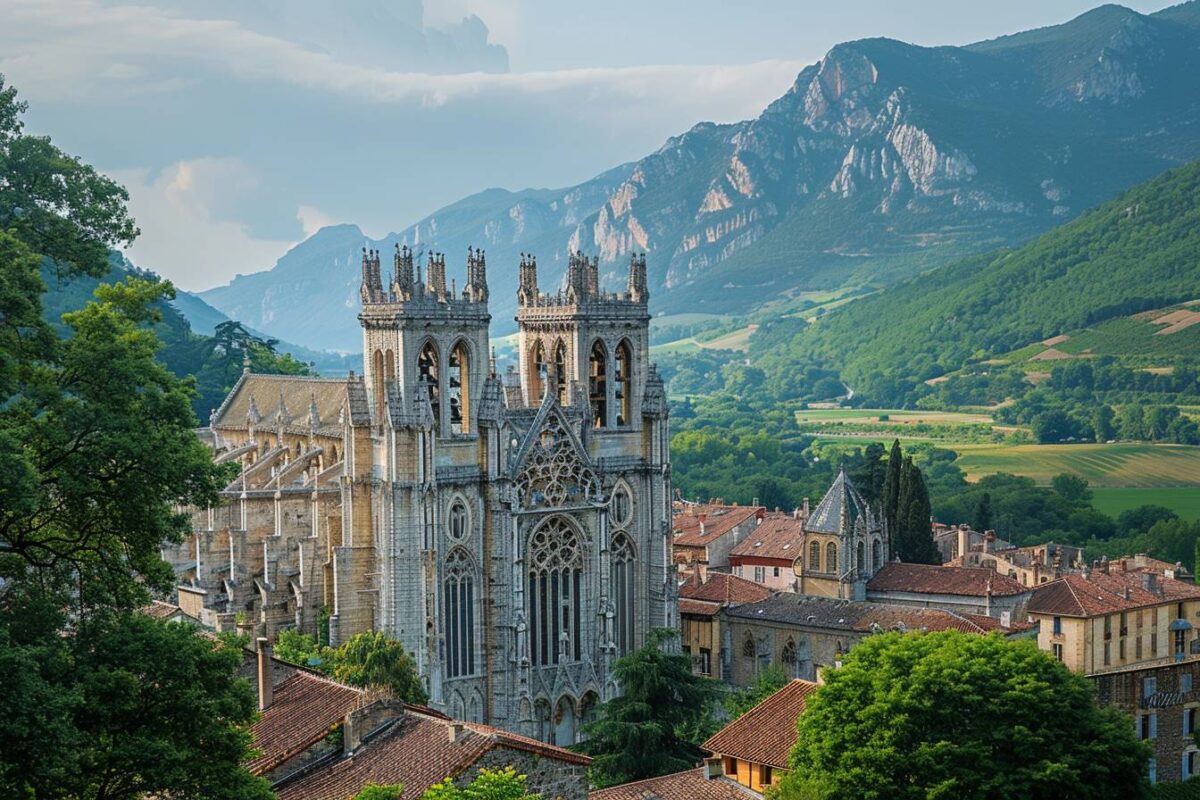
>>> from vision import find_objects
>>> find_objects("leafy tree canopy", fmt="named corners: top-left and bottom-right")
top-left (275, 629), bottom-right (428, 704)
top-left (422, 767), bottom-right (539, 800)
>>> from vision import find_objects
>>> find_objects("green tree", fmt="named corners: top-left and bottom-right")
top-left (723, 664), bottom-right (788, 720)
top-left (273, 630), bottom-right (428, 704)
top-left (781, 632), bottom-right (1151, 800)
top-left (881, 439), bottom-right (903, 546)
top-left (578, 628), bottom-right (716, 788)
top-left (895, 457), bottom-right (938, 564)
top-left (849, 442), bottom-right (887, 507)
top-left (1092, 404), bottom-right (1116, 442)
top-left (422, 767), bottom-right (538, 800)
top-left (973, 492), bottom-right (993, 532)
top-left (1052, 473), bottom-right (1093, 506)
top-left (355, 784), bottom-right (406, 800)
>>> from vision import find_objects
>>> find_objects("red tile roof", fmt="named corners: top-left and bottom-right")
top-left (679, 599), bottom-right (722, 618)
top-left (728, 595), bottom-right (1022, 635)
top-left (729, 514), bottom-right (805, 562)
top-left (867, 562), bottom-right (1029, 598)
top-left (674, 506), bottom-right (763, 548)
top-left (1027, 570), bottom-right (1200, 618)
top-left (703, 680), bottom-right (817, 769)
top-left (275, 708), bottom-right (589, 800)
top-left (247, 670), bottom-right (366, 775)
top-left (142, 600), bottom-right (191, 620)
top-left (589, 769), bottom-right (753, 800)
top-left (679, 572), bottom-right (772, 606)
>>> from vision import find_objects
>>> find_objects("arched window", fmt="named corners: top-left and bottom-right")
top-left (467, 692), bottom-right (483, 723)
top-left (872, 539), bottom-right (882, 570)
top-left (615, 340), bottom-right (633, 426)
top-left (856, 541), bottom-right (865, 573)
top-left (589, 341), bottom-right (608, 428)
top-left (553, 696), bottom-right (576, 747)
top-left (781, 638), bottom-right (797, 666)
top-left (448, 500), bottom-right (468, 540)
top-left (553, 340), bottom-right (569, 406)
top-left (808, 540), bottom-right (821, 573)
top-left (826, 542), bottom-right (838, 575)
top-left (530, 340), bottom-right (548, 402)
top-left (418, 341), bottom-right (440, 434)
top-left (611, 532), bottom-right (636, 655)
top-left (385, 349), bottom-right (396, 383)
top-left (528, 518), bottom-right (584, 666)
top-left (443, 548), bottom-right (477, 678)
top-left (611, 485), bottom-right (632, 527)
top-left (373, 349), bottom-right (385, 413)
top-left (742, 634), bottom-right (756, 659)
top-left (448, 341), bottom-right (470, 434)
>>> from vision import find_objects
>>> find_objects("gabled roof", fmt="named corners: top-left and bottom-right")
top-left (674, 506), bottom-right (763, 548)
top-left (867, 562), bottom-right (1029, 598)
top-left (247, 669), bottom-right (366, 776)
top-left (679, 571), bottom-right (772, 606)
top-left (211, 373), bottom-right (349, 435)
top-left (1027, 570), bottom-right (1200, 618)
top-left (729, 514), bottom-right (805, 561)
top-left (702, 680), bottom-right (818, 769)
top-left (805, 468), bottom-right (871, 535)
top-left (589, 769), bottom-right (755, 800)
top-left (726, 594), bottom-right (1014, 635)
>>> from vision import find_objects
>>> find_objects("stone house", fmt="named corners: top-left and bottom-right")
top-left (865, 562), bottom-right (1032, 620)
top-left (728, 513), bottom-right (806, 592)
top-left (673, 503), bottom-right (765, 576)
top-left (678, 570), bottom-right (771, 680)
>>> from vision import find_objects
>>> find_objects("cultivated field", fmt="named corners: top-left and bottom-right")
top-left (796, 408), bottom-right (994, 426)
top-left (952, 442), bottom-right (1200, 488)
top-left (1091, 487), bottom-right (1200, 521)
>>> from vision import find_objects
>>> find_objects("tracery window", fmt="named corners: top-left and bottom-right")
top-left (611, 532), bottom-right (636, 655)
top-left (589, 341), bottom-right (607, 428)
top-left (826, 542), bottom-right (838, 575)
top-left (516, 413), bottom-right (598, 509)
top-left (528, 517), bottom-right (584, 666)
top-left (615, 340), bottom-right (632, 426)
top-left (530, 340), bottom-right (548, 401)
top-left (742, 634), bottom-right (756, 659)
top-left (872, 539), bottom-right (882, 570)
top-left (857, 541), bottom-right (865, 573)
top-left (611, 485), bottom-right (632, 527)
top-left (448, 500), bottom-right (468, 540)
top-left (808, 540), bottom-right (821, 573)
top-left (781, 638), bottom-right (797, 666)
top-left (418, 341), bottom-right (440, 434)
top-left (553, 340), bottom-right (569, 405)
top-left (443, 548), bottom-right (477, 678)
top-left (448, 341), bottom-right (470, 434)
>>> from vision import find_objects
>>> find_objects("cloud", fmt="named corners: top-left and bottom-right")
top-left (297, 205), bottom-right (337, 238)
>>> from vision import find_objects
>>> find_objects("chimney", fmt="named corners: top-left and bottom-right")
top-left (256, 637), bottom-right (273, 711)
top-left (983, 530), bottom-right (995, 554)
top-left (1100, 555), bottom-right (1109, 575)
top-left (448, 722), bottom-right (467, 744)
top-left (803, 497), bottom-right (810, 517)
top-left (958, 527), bottom-right (969, 562)
top-left (704, 757), bottom-right (723, 780)
top-left (1142, 573), bottom-right (1159, 595)
top-left (1119, 558), bottom-right (1128, 573)
top-left (985, 576), bottom-right (993, 617)
top-left (343, 710), bottom-right (362, 755)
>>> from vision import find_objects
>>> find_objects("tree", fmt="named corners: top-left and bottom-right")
top-left (1052, 474), bottom-right (1093, 506)
top-left (578, 628), bottom-right (716, 788)
top-left (781, 632), bottom-right (1151, 800)
top-left (894, 457), bottom-right (938, 564)
top-left (422, 767), bottom-right (538, 800)
top-left (882, 439), bottom-right (903, 545)
top-left (723, 664), bottom-right (788, 720)
top-left (274, 630), bottom-right (428, 704)
top-left (973, 492), bottom-right (993, 532)
top-left (1032, 409), bottom-right (1077, 443)
top-left (849, 442), bottom-right (886, 507)
top-left (355, 784), bottom-right (406, 800)
top-left (1092, 404), bottom-right (1116, 442)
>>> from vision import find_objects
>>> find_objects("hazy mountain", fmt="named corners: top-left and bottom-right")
top-left (197, 2), bottom-right (1200, 353)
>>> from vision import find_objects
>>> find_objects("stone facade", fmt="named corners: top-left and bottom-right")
top-left (166, 248), bottom-right (673, 746)
top-left (790, 469), bottom-right (888, 600)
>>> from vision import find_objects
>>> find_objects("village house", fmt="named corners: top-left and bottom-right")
top-left (678, 570), bottom-right (772, 680)
top-left (729, 512), bottom-right (807, 591)
top-left (936, 523), bottom-right (1086, 587)
top-left (1026, 559), bottom-right (1200, 674)
top-left (722, 594), bottom-right (1031, 687)
top-left (673, 502), bottom-right (765, 576)
top-left (865, 562), bottom-right (1032, 620)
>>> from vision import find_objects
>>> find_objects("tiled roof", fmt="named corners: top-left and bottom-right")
top-left (703, 680), bottom-right (817, 769)
top-left (960, 613), bottom-right (1036, 634)
top-left (275, 708), bottom-right (589, 800)
top-left (805, 468), bottom-right (869, 535)
top-left (589, 769), bottom-right (755, 800)
top-left (726, 594), bottom-right (1007, 635)
top-left (679, 599), bottom-right (722, 618)
top-left (729, 514), bottom-right (805, 561)
top-left (212, 373), bottom-right (349, 435)
top-left (247, 670), bottom-right (366, 775)
top-left (674, 505), bottom-right (762, 548)
top-left (679, 572), bottom-right (772, 606)
top-left (142, 600), bottom-right (186, 620)
top-left (867, 562), bottom-right (1029, 598)
top-left (1027, 571), bottom-right (1200, 618)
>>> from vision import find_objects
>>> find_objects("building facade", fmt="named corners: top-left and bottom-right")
top-left (167, 248), bottom-right (674, 746)
top-left (790, 469), bottom-right (888, 600)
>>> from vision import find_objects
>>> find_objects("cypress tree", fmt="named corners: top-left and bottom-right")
top-left (902, 461), bottom-right (939, 564)
top-left (973, 492), bottom-right (993, 533)
top-left (882, 439), bottom-right (903, 546)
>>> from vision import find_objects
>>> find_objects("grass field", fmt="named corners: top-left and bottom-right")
top-left (952, 443), bottom-right (1200, 488)
top-left (796, 408), bottom-right (993, 425)
top-left (1091, 487), bottom-right (1200, 521)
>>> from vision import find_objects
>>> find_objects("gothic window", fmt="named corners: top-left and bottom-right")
top-left (448, 499), bottom-right (468, 540)
top-left (589, 340), bottom-right (608, 428)
top-left (516, 413), bottom-right (598, 509)
top-left (530, 340), bottom-right (548, 401)
top-left (418, 341), bottom-right (440, 434)
top-left (611, 485), bottom-right (632, 527)
top-left (808, 540), bottom-right (821, 573)
top-left (553, 339), bottom-right (569, 406)
top-left (857, 541), bottom-right (865, 573)
top-left (443, 548), bottom-right (477, 678)
top-left (611, 532), bottom-right (636, 655)
top-left (826, 542), bottom-right (837, 575)
top-left (385, 349), bottom-right (396, 383)
top-left (372, 349), bottom-right (385, 413)
top-left (742, 633), bottom-right (756, 659)
top-left (615, 340), bottom-right (633, 426)
top-left (781, 638), bottom-right (797, 666)
top-left (527, 517), bottom-right (584, 667)
top-left (448, 341), bottom-right (470, 434)
top-left (872, 539), bottom-right (882, 570)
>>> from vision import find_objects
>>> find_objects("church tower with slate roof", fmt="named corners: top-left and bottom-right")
top-left (794, 468), bottom-right (887, 600)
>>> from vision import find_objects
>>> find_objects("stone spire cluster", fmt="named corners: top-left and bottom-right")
top-left (360, 245), bottom-right (488, 307)
top-left (516, 251), bottom-right (650, 308)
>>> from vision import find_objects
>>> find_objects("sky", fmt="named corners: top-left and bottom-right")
top-left (0, 0), bottom-right (1178, 291)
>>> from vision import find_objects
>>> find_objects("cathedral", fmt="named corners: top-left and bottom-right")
top-left (166, 247), bottom-right (675, 745)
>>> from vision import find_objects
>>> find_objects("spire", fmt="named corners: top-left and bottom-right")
top-left (566, 250), bottom-right (588, 301)
top-left (518, 252), bottom-right (538, 306)
top-left (307, 392), bottom-right (320, 429)
top-left (466, 246), bottom-right (489, 303)
top-left (585, 253), bottom-right (599, 296)
top-left (628, 252), bottom-right (648, 303)
top-left (392, 243), bottom-right (414, 298)
top-left (360, 247), bottom-right (382, 303)
top-left (489, 346), bottom-right (498, 378)
top-left (247, 395), bottom-right (262, 427)
top-left (427, 252), bottom-right (446, 300)
top-left (275, 386), bottom-right (291, 425)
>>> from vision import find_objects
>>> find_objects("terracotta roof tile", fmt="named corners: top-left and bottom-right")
top-left (589, 769), bottom-right (756, 800)
top-left (247, 671), bottom-right (366, 775)
top-left (142, 600), bottom-right (186, 620)
top-left (673, 506), bottom-right (763, 548)
top-left (867, 562), bottom-right (1029, 598)
top-left (1027, 571), bottom-right (1200, 618)
top-left (703, 680), bottom-right (816, 769)
top-left (726, 594), bottom-right (1018, 635)
top-left (679, 572), bottom-right (772, 606)
top-left (729, 515), bottom-right (805, 562)
top-left (679, 599), bottom-right (722, 617)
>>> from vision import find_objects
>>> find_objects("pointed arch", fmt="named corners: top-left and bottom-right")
top-left (448, 339), bottom-right (470, 434)
top-left (527, 517), bottom-right (585, 666)
top-left (443, 547), bottom-right (477, 678)
top-left (781, 637), bottom-right (797, 668)
top-left (808, 540), bottom-right (821, 573)
top-left (467, 691), bottom-right (484, 723)
top-left (826, 542), bottom-right (838, 575)
top-left (529, 340), bottom-right (548, 402)
top-left (856, 540), bottom-right (865, 574)
top-left (589, 340), bottom-right (608, 428)
top-left (450, 691), bottom-right (466, 721)
top-left (553, 339), bottom-right (569, 406)
top-left (611, 531), bottom-right (636, 655)
top-left (872, 538), bottom-right (883, 571)
top-left (372, 349), bottom-right (385, 414)
top-left (553, 695), bottom-right (577, 746)
top-left (742, 632), bottom-right (756, 659)
top-left (615, 339), bottom-right (633, 427)
top-left (417, 340), bottom-right (440, 434)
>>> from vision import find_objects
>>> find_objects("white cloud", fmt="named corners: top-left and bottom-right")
top-left (110, 159), bottom-right (299, 289)
top-left (297, 205), bottom-right (337, 238)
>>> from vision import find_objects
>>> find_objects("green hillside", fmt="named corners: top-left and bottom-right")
top-left (752, 159), bottom-right (1200, 405)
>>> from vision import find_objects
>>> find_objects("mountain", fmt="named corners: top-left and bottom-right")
top-left (751, 158), bottom-right (1200, 405)
top-left (199, 2), bottom-right (1200, 353)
